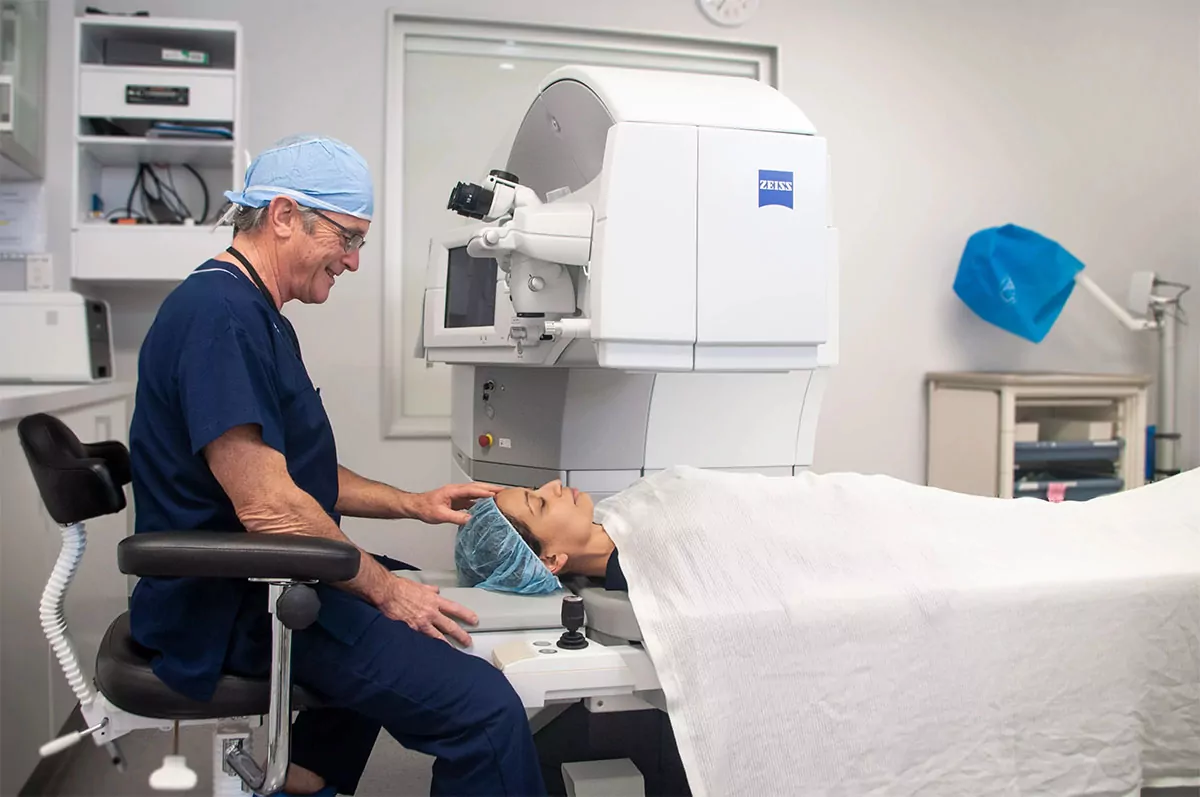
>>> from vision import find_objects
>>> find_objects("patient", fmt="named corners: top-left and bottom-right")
top-left (454, 479), bottom-right (627, 593)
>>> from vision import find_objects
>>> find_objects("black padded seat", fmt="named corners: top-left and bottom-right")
top-left (96, 613), bottom-right (324, 720)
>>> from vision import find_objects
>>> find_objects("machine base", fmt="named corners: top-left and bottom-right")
top-left (534, 703), bottom-right (691, 797)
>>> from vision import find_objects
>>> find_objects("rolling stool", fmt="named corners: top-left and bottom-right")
top-left (18, 413), bottom-right (360, 795)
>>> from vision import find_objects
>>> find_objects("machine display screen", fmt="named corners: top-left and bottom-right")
top-left (444, 246), bottom-right (498, 329)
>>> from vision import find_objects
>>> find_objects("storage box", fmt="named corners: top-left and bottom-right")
top-left (103, 39), bottom-right (212, 68)
top-left (1040, 419), bottom-right (1114, 441)
top-left (1014, 421), bottom-right (1039, 442)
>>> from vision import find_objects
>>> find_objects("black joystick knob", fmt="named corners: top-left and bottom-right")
top-left (557, 594), bottom-right (588, 650)
top-left (276, 584), bottom-right (321, 631)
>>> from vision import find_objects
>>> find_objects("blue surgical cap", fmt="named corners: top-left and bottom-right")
top-left (454, 498), bottom-right (562, 595)
top-left (223, 134), bottom-right (374, 221)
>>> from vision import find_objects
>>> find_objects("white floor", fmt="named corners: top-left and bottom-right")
top-left (38, 722), bottom-right (1199, 797)
top-left (41, 724), bottom-right (434, 797)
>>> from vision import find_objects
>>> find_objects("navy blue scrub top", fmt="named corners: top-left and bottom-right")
top-left (127, 260), bottom-right (376, 702)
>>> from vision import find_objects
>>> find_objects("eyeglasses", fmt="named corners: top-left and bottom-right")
top-left (310, 208), bottom-right (366, 252)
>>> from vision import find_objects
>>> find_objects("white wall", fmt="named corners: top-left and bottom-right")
top-left (44, 0), bottom-right (1200, 569)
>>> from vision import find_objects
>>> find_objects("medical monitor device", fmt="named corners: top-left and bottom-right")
top-left (0, 292), bottom-right (115, 383)
top-left (421, 65), bottom-right (839, 496)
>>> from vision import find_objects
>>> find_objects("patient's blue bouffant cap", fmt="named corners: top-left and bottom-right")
top-left (223, 134), bottom-right (374, 221)
top-left (454, 498), bottom-right (561, 596)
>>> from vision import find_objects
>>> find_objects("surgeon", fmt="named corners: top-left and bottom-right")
top-left (127, 135), bottom-right (547, 797)
top-left (456, 480), bottom-right (627, 593)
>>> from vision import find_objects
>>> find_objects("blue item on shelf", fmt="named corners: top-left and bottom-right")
top-left (147, 122), bottom-right (234, 139)
top-left (1014, 476), bottom-right (1123, 501)
top-left (1013, 439), bottom-right (1121, 465)
top-left (953, 224), bottom-right (1084, 343)
top-left (1146, 424), bottom-right (1156, 481)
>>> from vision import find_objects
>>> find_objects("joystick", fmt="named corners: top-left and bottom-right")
top-left (557, 594), bottom-right (588, 650)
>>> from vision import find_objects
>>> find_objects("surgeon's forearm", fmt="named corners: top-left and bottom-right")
top-left (335, 465), bottom-right (417, 519)
top-left (243, 482), bottom-right (395, 606)
top-left (203, 426), bottom-right (395, 608)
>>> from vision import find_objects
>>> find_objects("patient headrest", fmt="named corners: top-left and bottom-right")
top-left (454, 498), bottom-right (561, 595)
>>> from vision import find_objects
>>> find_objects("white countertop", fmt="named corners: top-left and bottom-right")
top-left (0, 381), bottom-right (135, 424)
top-left (926, 371), bottom-right (1153, 388)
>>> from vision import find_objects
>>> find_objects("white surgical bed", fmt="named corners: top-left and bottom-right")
top-left (418, 64), bottom-right (838, 794)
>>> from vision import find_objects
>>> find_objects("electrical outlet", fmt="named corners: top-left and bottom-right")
top-left (25, 253), bottom-right (53, 291)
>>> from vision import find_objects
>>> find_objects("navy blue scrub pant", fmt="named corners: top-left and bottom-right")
top-left (225, 560), bottom-right (546, 796)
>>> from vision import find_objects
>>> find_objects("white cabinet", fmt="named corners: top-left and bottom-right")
top-left (0, 395), bottom-right (132, 796)
top-left (926, 372), bottom-right (1151, 501)
top-left (0, 0), bottom-right (48, 180)
top-left (71, 14), bottom-right (243, 282)
top-left (0, 418), bottom-right (55, 796)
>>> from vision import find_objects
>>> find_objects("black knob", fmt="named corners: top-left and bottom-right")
top-left (276, 584), bottom-right (321, 630)
top-left (489, 169), bottom-right (519, 184)
top-left (557, 595), bottom-right (588, 650)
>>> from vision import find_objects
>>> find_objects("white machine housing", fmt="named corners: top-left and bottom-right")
top-left (0, 292), bottom-right (114, 383)
top-left (422, 64), bottom-right (838, 496)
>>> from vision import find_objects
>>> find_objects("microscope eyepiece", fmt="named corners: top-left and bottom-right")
top-left (447, 181), bottom-right (494, 219)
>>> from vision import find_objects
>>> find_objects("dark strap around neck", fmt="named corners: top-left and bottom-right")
top-left (226, 246), bottom-right (276, 308)
top-left (226, 245), bottom-right (302, 362)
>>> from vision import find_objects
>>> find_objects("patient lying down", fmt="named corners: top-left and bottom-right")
top-left (455, 467), bottom-right (1200, 598)
top-left (454, 479), bottom-right (625, 594)
top-left (453, 466), bottom-right (1200, 797)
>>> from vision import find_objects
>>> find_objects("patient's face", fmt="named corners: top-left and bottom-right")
top-left (495, 479), bottom-right (595, 573)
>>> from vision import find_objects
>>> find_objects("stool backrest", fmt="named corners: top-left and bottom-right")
top-left (16, 413), bottom-right (129, 526)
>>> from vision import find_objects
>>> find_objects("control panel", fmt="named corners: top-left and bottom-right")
top-left (469, 367), bottom-right (567, 466)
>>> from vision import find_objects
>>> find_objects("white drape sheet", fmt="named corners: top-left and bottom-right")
top-left (597, 466), bottom-right (1200, 797)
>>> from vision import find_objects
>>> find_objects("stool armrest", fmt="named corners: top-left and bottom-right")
top-left (117, 532), bottom-right (360, 582)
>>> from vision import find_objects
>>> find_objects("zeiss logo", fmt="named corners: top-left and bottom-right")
top-left (758, 170), bottom-right (794, 209)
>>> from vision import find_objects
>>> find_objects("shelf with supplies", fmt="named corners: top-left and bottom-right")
top-left (925, 371), bottom-right (1151, 501)
top-left (76, 134), bottom-right (235, 169)
top-left (70, 12), bottom-right (243, 282)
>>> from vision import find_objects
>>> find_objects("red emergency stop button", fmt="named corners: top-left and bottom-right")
top-left (479, 434), bottom-right (494, 449)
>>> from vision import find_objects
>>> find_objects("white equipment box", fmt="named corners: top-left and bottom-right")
top-left (0, 292), bottom-right (115, 383)
top-left (77, 64), bottom-right (235, 122)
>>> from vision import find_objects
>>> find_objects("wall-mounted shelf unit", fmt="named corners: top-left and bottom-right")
top-left (925, 371), bottom-right (1151, 501)
top-left (70, 14), bottom-right (243, 282)
top-left (0, 0), bottom-right (48, 180)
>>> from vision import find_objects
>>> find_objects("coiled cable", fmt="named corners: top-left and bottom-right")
top-left (39, 523), bottom-right (95, 707)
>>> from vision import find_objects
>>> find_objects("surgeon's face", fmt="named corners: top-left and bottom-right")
top-left (294, 208), bottom-right (368, 304)
top-left (495, 479), bottom-right (595, 574)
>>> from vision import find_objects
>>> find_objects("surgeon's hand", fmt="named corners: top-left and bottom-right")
top-left (380, 576), bottom-right (478, 647)
top-left (408, 482), bottom-right (503, 526)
